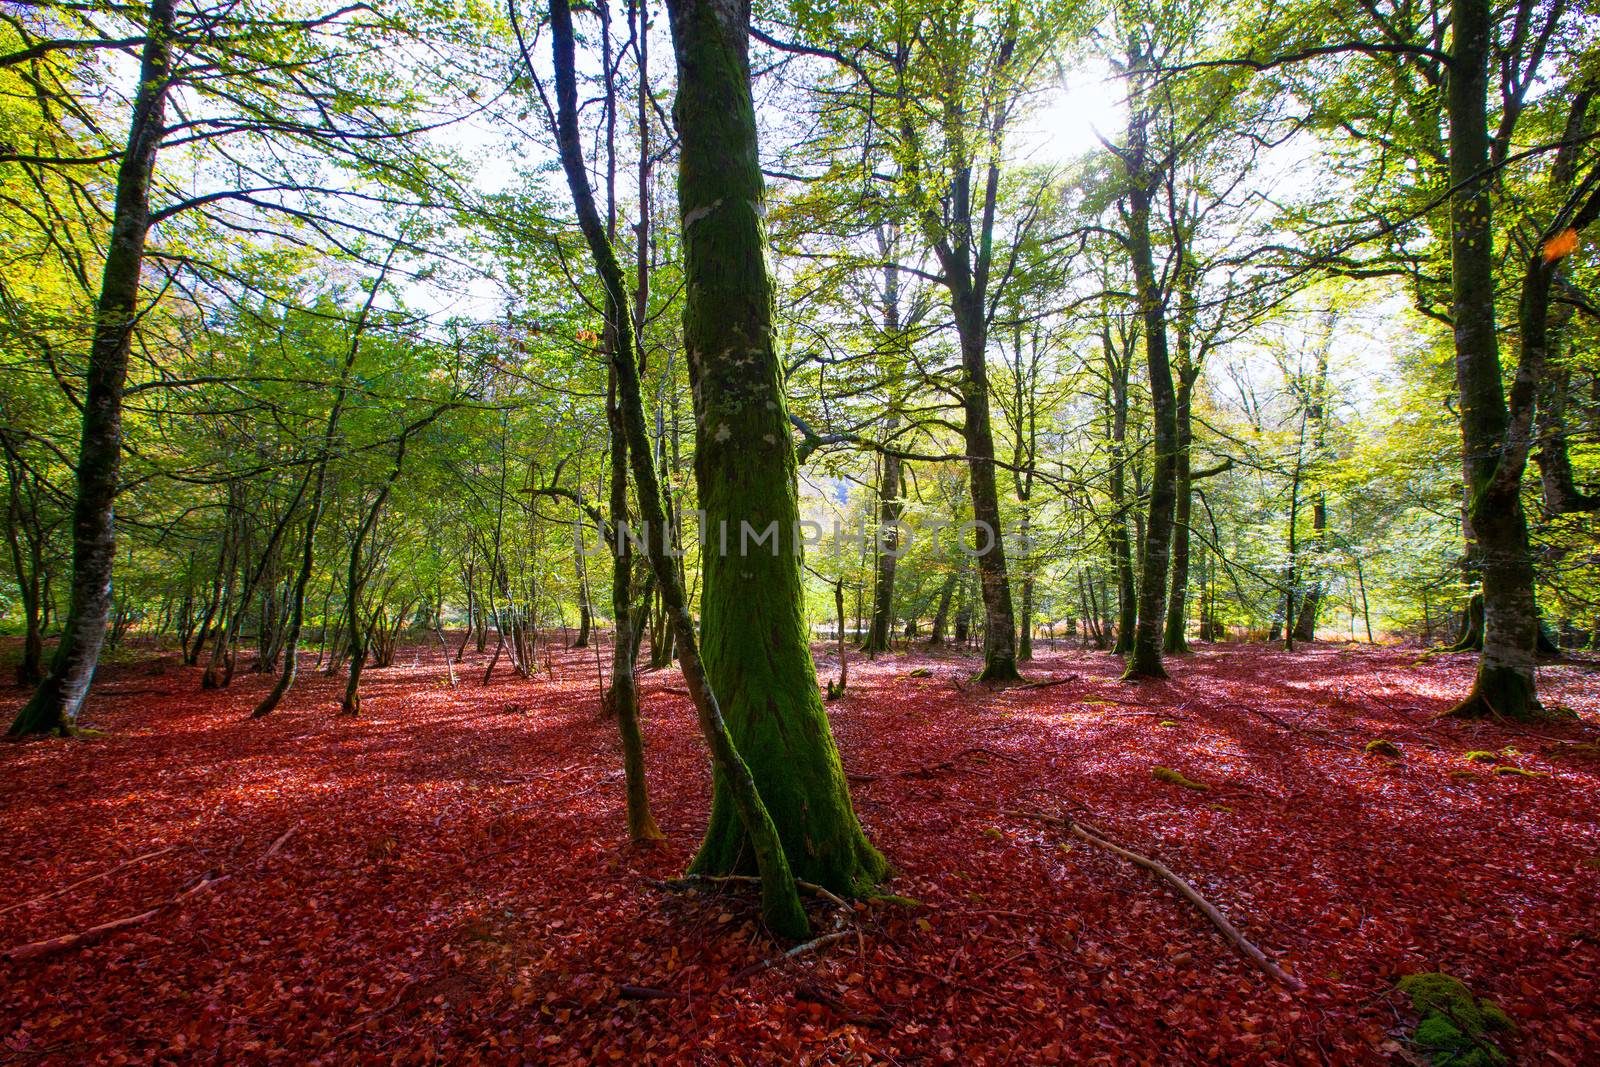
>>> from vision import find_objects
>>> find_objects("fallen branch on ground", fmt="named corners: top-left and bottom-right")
top-left (732, 930), bottom-right (851, 981)
top-left (1016, 674), bottom-right (1080, 691)
top-left (0, 872), bottom-right (228, 963)
top-left (648, 873), bottom-right (852, 912)
top-left (851, 745), bottom-right (1018, 784)
top-left (260, 825), bottom-right (298, 862)
top-left (618, 983), bottom-right (686, 1000)
top-left (0, 845), bottom-right (177, 918)
top-left (1002, 807), bottom-right (1304, 990)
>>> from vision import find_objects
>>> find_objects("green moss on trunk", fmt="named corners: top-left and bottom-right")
top-left (666, 0), bottom-right (884, 898)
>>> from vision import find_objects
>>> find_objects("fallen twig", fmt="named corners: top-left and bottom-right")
top-left (649, 873), bottom-right (852, 912)
top-left (260, 825), bottom-right (298, 862)
top-left (618, 983), bottom-right (686, 1001)
top-left (732, 930), bottom-right (851, 981)
top-left (0, 872), bottom-right (228, 963)
top-left (0, 845), bottom-right (177, 918)
top-left (1016, 674), bottom-right (1080, 691)
top-left (1002, 807), bottom-right (1304, 990)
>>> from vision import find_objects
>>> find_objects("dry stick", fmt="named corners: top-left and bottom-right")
top-left (0, 873), bottom-right (229, 963)
top-left (850, 745), bottom-right (1018, 785)
top-left (653, 872), bottom-right (851, 912)
top-left (0, 845), bottom-right (177, 918)
top-left (618, 984), bottom-right (686, 1001)
top-left (732, 930), bottom-right (852, 981)
top-left (260, 825), bottom-right (298, 862)
top-left (1003, 808), bottom-right (1304, 990)
top-left (1016, 674), bottom-right (1081, 691)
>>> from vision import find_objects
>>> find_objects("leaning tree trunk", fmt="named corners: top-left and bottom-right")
top-left (1443, 0), bottom-right (1540, 719)
top-left (9, 0), bottom-right (175, 737)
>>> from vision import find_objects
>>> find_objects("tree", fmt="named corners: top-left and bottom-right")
top-left (547, 0), bottom-right (884, 937)
top-left (8, 0), bottom-right (175, 737)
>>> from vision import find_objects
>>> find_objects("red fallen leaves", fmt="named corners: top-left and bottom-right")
top-left (1, 639), bottom-right (1598, 1064)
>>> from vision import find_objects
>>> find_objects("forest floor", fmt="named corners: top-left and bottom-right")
top-left (1, 638), bottom-right (1598, 1065)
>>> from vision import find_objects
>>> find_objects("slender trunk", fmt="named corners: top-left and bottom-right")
top-left (252, 253), bottom-right (394, 718)
top-left (826, 579), bottom-right (848, 699)
top-left (1292, 491), bottom-right (1326, 642)
top-left (1163, 368), bottom-right (1195, 654)
top-left (1104, 333), bottom-right (1137, 656)
top-left (605, 369), bottom-right (661, 842)
top-left (1018, 519), bottom-right (1034, 662)
top-left (928, 571), bottom-right (957, 645)
top-left (951, 285), bottom-right (1019, 680)
top-left (11, 0), bottom-right (175, 736)
top-left (861, 444), bottom-right (902, 656)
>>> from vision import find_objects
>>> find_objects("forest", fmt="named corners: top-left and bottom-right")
top-left (1, 0), bottom-right (1597, 1061)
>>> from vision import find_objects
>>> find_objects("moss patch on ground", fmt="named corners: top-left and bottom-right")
top-left (1396, 972), bottom-right (1514, 1066)
top-left (1152, 766), bottom-right (1210, 791)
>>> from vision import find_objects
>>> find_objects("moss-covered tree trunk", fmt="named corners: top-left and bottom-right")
top-left (550, 0), bottom-right (881, 935)
top-left (8, 0), bottom-right (175, 737)
top-left (1443, 0), bottom-right (1540, 719)
top-left (1163, 368), bottom-right (1195, 654)
top-left (1103, 329), bottom-right (1137, 656)
top-left (661, 0), bottom-right (885, 894)
top-left (605, 364), bottom-right (662, 844)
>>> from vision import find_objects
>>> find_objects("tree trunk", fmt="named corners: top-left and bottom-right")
top-left (1122, 159), bottom-right (1178, 680)
top-left (604, 369), bottom-right (662, 843)
top-left (861, 443), bottom-right (902, 656)
top-left (252, 251), bottom-right (393, 718)
top-left (1444, 0), bottom-right (1540, 719)
top-left (1292, 491), bottom-right (1326, 642)
top-left (1163, 369), bottom-right (1195, 654)
top-left (10, 0), bottom-right (176, 736)
top-left (951, 285), bottom-right (1019, 680)
top-left (657, 0), bottom-right (884, 900)
top-left (551, 0), bottom-right (884, 934)
top-left (1104, 332), bottom-right (1137, 656)
top-left (928, 571), bottom-right (957, 645)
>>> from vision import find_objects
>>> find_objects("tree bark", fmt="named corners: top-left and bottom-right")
top-left (10, 0), bottom-right (175, 736)
top-left (549, 0), bottom-right (883, 934)
top-left (1122, 153), bottom-right (1178, 680)
top-left (656, 0), bottom-right (885, 899)
top-left (861, 439), bottom-right (902, 656)
top-left (1444, 0), bottom-right (1540, 719)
